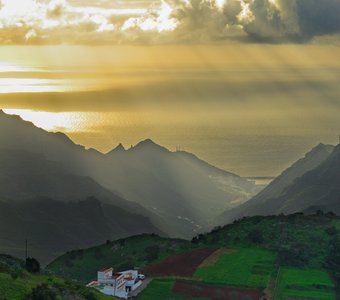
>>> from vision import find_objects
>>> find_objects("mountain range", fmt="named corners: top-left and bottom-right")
top-left (1, 109), bottom-right (339, 264)
top-left (0, 110), bottom-right (258, 262)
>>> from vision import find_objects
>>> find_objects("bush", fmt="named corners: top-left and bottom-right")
top-left (24, 283), bottom-right (56, 300)
top-left (145, 245), bottom-right (160, 262)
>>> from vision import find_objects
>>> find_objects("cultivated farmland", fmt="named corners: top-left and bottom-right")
top-left (194, 248), bottom-right (276, 288)
top-left (274, 268), bottom-right (336, 300)
top-left (137, 279), bottom-right (176, 300)
top-left (147, 248), bottom-right (217, 277)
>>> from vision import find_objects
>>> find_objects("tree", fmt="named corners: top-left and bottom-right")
top-left (278, 243), bottom-right (309, 267)
top-left (248, 229), bottom-right (264, 244)
top-left (25, 257), bottom-right (40, 273)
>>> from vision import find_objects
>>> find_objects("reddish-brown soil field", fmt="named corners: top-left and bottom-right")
top-left (198, 248), bottom-right (238, 268)
top-left (173, 281), bottom-right (262, 300)
top-left (147, 248), bottom-right (218, 277)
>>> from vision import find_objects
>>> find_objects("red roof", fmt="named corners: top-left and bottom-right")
top-left (99, 267), bottom-right (113, 273)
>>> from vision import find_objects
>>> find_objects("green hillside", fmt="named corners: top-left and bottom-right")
top-left (48, 234), bottom-right (193, 282)
top-left (46, 213), bottom-right (340, 300)
top-left (0, 255), bottom-right (115, 300)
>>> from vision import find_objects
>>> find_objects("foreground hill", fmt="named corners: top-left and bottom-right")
top-left (0, 197), bottom-right (162, 265)
top-left (0, 254), bottom-right (113, 300)
top-left (47, 213), bottom-right (340, 299)
top-left (0, 110), bottom-right (257, 237)
top-left (218, 143), bottom-right (336, 223)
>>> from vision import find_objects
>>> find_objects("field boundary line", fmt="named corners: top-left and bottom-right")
top-left (272, 266), bottom-right (282, 300)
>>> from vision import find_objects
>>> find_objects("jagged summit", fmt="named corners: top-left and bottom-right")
top-left (310, 142), bottom-right (333, 151)
top-left (107, 143), bottom-right (126, 155)
top-left (131, 138), bottom-right (168, 152)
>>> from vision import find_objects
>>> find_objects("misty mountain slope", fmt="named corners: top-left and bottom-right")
top-left (250, 143), bottom-right (335, 204)
top-left (175, 150), bottom-right (258, 204)
top-left (0, 110), bottom-right (99, 172)
top-left (218, 143), bottom-right (335, 223)
top-left (271, 144), bottom-right (340, 214)
top-left (100, 139), bottom-right (257, 236)
top-left (0, 111), bottom-right (256, 237)
top-left (0, 147), bottom-right (163, 224)
top-left (0, 149), bottom-right (113, 201)
top-left (0, 197), bottom-right (161, 264)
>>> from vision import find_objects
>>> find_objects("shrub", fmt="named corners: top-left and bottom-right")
top-left (325, 226), bottom-right (338, 236)
top-left (24, 283), bottom-right (56, 300)
top-left (326, 236), bottom-right (340, 282)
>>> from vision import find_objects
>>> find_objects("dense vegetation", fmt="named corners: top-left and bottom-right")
top-left (0, 255), bottom-right (114, 300)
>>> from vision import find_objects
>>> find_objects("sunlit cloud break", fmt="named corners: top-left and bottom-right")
top-left (0, 0), bottom-right (340, 44)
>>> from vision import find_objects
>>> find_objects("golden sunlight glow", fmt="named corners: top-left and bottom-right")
top-left (0, 64), bottom-right (36, 73)
top-left (0, 0), bottom-right (38, 16)
top-left (0, 78), bottom-right (60, 93)
top-left (215, 0), bottom-right (226, 9)
top-left (2, 109), bottom-right (90, 132)
top-left (127, 0), bottom-right (177, 32)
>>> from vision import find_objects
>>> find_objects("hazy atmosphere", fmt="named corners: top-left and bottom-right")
top-left (1, 0), bottom-right (340, 176)
top-left (1, 2), bottom-right (340, 299)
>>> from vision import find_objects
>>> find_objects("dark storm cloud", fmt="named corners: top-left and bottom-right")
top-left (297, 0), bottom-right (340, 39)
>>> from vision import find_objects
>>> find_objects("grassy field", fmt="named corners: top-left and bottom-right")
top-left (274, 268), bottom-right (336, 300)
top-left (194, 248), bottom-right (276, 288)
top-left (137, 279), bottom-right (176, 300)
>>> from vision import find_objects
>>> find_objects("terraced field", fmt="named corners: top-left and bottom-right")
top-left (137, 279), bottom-right (262, 300)
top-left (274, 268), bottom-right (336, 300)
top-left (194, 248), bottom-right (276, 288)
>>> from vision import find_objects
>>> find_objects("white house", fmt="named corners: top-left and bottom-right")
top-left (86, 267), bottom-right (142, 299)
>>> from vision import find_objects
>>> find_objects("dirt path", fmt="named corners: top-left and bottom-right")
top-left (198, 248), bottom-right (238, 268)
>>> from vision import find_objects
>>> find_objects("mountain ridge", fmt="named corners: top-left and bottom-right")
top-left (218, 142), bottom-right (338, 223)
top-left (0, 111), bottom-right (257, 238)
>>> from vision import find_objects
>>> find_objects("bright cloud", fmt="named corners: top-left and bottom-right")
top-left (0, 0), bottom-right (340, 44)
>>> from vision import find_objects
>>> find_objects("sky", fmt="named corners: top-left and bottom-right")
top-left (0, 0), bottom-right (340, 177)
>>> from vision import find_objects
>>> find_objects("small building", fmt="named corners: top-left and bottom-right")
top-left (86, 267), bottom-right (142, 299)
